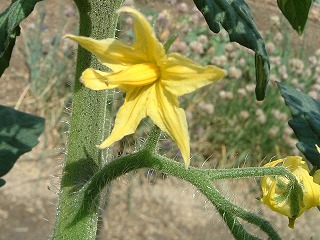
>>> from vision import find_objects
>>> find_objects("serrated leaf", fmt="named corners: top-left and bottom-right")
top-left (278, 83), bottom-right (320, 167)
top-left (0, 0), bottom-right (43, 77)
top-left (0, 105), bottom-right (45, 187)
top-left (277, 0), bottom-right (312, 35)
top-left (193, 0), bottom-right (270, 100)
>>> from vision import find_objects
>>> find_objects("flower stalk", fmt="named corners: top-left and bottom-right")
top-left (72, 146), bottom-right (283, 240)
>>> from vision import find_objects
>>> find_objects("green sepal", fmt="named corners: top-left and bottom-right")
top-left (192, 0), bottom-right (270, 100)
top-left (289, 178), bottom-right (304, 219)
top-left (0, 0), bottom-right (43, 77)
top-left (163, 34), bottom-right (178, 53)
top-left (277, 0), bottom-right (312, 35)
top-left (287, 173), bottom-right (304, 228)
top-left (278, 83), bottom-right (320, 167)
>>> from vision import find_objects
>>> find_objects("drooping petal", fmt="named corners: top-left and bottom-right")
top-left (147, 82), bottom-right (190, 167)
top-left (261, 173), bottom-right (292, 216)
top-left (261, 156), bottom-right (320, 228)
top-left (301, 172), bottom-right (320, 208)
top-left (65, 34), bottom-right (148, 71)
top-left (161, 53), bottom-right (226, 96)
top-left (281, 158), bottom-right (320, 209)
top-left (118, 7), bottom-right (165, 65)
top-left (97, 86), bottom-right (150, 149)
top-left (81, 68), bottom-right (118, 90)
top-left (262, 179), bottom-right (288, 218)
top-left (283, 156), bottom-right (310, 172)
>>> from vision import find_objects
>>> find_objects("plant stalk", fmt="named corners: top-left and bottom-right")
top-left (52, 0), bottom-right (123, 239)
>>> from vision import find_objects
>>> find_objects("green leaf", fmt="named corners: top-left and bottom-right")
top-left (0, 179), bottom-right (5, 187)
top-left (0, 0), bottom-right (43, 77)
top-left (193, 0), bottom-right (270, 100)
top-left (164, 34), bottom-right (178, 53)
top-left (0, 105), bottom-right (45, 187)
top-left (278, 83), bottom-right (320, 168)
top-left (277, 0), bottom-right (312, 35)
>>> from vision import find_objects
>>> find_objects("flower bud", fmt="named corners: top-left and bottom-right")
top-left (261, 156), bottom-right (320, 228)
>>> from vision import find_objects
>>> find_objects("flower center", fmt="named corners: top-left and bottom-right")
top-left (107, 63), bottom-right (160, 86)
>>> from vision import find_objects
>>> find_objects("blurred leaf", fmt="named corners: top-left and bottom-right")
top-left (278, 83), bottom-right (320, 168)
top-left (0, 105), bottom-right (45, 187)
top-left (0, 0), bottom-right (42, 77)
top-left (0, 179), bottom-right (5, 187)
top-left (277, 0), bottom-right (312, 35)
top-left (193, 0), bottom-right (269, 100)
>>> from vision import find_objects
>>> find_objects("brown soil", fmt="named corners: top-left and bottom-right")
top-left (1, 0), bottom-right (320, 240)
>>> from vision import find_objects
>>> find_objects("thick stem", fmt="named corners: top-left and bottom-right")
top-left (52, 1), bottom-right (123, 239)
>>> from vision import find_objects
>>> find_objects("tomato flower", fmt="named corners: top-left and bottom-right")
top-left (65, 7), bottom-right (225, 167)
top-left (261, 156), bottom-right (320, 228)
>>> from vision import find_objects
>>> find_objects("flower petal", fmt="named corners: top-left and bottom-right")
top-left (107, 63), bottom-right (159, 86)
top-left (296, 167), bottom-right (320, 209)
top-left (118, 7), bottom-right (165, 65)
top-left (161, 53), bottom-right (226, 96)
top-left (261, 156), bottom-right (320, 228)
top-left (282, 156), bottom-right (310, 172)
top-left (65, 34), bottom-right (147, 71)
top-left (81, 68), bottom-right (117, 90)
top-left (147, 82), bottom-right (190, 167)
top-left (97, 86), bottom-right (150, 148)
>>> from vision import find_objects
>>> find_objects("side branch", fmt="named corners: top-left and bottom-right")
top-left (73, 150), bottom-right (283, 239)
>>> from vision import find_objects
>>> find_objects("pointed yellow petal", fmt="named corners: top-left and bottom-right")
top-left (263, 158), bottom-right (284, 167)
top-left (97, 86), bottom-right (150, 148)
top-left (107, 63), bottom-right (159, 86)
top-left (147, 83), bottom-right (190, 167)
top-left (118, 7), bottom-right (165, 64)
top-left (81, 68), bottom-right (118, 90)
top-left (161, 53), bottom-right (226, 96)
top-left (65, 34), bottom-right (147, 71)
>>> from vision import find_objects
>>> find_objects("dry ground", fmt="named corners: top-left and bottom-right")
top-left (1, 0), bottom-right (320, 239)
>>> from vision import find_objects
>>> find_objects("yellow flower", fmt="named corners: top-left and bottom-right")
top-left (261, 156), bottom-right (320, 228)
top-left (65, 7), bottom-right (225, 167)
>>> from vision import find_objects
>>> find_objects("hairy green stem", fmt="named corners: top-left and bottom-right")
top-left (142, 125), bottom-right (161, 151)
top-left (52, 1), bottom-right (123, 239)
top-left (205, 166), bottom-right (292, 180)
top-left (74, 150), bottom-right (282, 239)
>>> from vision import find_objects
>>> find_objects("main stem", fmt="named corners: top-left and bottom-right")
top-left (52, 1), bottom-right (123, 239)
